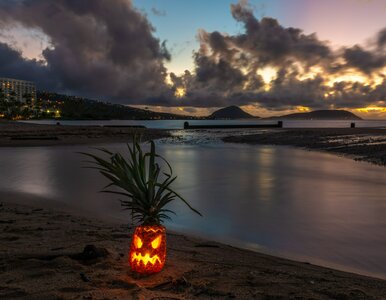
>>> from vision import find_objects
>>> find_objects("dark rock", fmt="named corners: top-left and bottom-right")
top-left (80, 272), bottom-right (90, 282)
top-left (149, 276), bottom-right (191, 292)
top-left (71, 245), bottom-right (109, 263)
top-left (0, 220), bottom-right (15, 224)
top-left (110, 279), bottom-right (138, 290)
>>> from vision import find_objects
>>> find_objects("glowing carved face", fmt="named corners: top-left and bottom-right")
top-left (129, 225), bottom-right (166, 274)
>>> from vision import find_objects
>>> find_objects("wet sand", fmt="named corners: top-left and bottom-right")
top-left (223, 128), bottom-right (386, 166)
top-left (1, 123), bottom-right (386, 299)
top-left (1, 198), bottom-right (385, 300)
top-left (0, 121), bottom-right (169, 147)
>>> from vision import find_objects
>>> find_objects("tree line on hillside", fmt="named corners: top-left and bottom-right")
top-left (37, 92), bottom-right (201, 120)
top-left (0, 88), bottom-right (37, 119)
top-left (0, 90), bottom-right (198, 120)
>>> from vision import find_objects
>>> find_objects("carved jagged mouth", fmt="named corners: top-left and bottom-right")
top-left (131, 253), bottom-right (161, 266)
top-left (142, 227), bottom-right (163, 233)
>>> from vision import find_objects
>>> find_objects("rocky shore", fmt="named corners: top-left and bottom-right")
top-left (223, 128), bottom-right (386, 166)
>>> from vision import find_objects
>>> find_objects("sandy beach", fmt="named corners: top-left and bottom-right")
top-left (1, 197), bottom-right (385, 300)
top-left (3, 0), bottom-right (386, 297)
top-left (223, 128), bottom-right (386, 166)
top-left (0, 121), bottom-right (169, 147)
top-left (1, 123), bottom-right (386, 299)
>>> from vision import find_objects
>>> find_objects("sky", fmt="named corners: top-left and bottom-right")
top-left (134, 0), bottom-right (386, 75)
top-left (1, 0), bottom-right (386, 118)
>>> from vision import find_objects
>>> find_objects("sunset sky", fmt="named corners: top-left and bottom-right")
top-left (1, 0), bottom-right (386, 118)
top-left (135, 0), bottom-right (386, 74)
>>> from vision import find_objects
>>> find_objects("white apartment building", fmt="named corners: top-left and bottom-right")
top-left (0, 77), bottom-right (36, 103)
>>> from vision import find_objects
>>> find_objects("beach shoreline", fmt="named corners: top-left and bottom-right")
top-left (3, 121), bottom-right (386, 169)
top-left (1, 200), bottom-right (385, 299)
top-left (1, 122), bottom-right (386, 298)
top-left (223, 127), bottom-right (386, 167)
top-left (0, 121), bottom-right (170, 147)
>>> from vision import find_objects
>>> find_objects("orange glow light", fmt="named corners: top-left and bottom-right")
top-left (296, 106), bottom-right (311, 112)
top-left (131, 252), bottom-right (161, 266)
top-left (174, 87), bottom-right (185, 98)
top-left (129, 225), bottom-right (166, 274)
top-left (356, 106), bottom-right (386, 113)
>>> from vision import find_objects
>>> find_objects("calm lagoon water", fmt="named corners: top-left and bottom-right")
top-left (1, 132), bottom-right (386, 279)
top-left (21, 118), bottom-right (386, 129)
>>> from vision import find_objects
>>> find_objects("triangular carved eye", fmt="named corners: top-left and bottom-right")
top-left (151, 235), bottom-right (162, 249)
top-left (134, 235), bottom-right (143, 248)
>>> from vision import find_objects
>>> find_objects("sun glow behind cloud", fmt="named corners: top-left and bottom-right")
top-left (167, 61), bottom-right (386, 117)
top-left (255, 65), bottom-right (386, 94)
top-left (351, 105), bottom-right (386, 119)
top-left (174, 87), bottom-right (186, 98)
top-left (356, 105), bottom-right (386, 113)
top-left (326, 71), bottom-right (382, 88)
top-left (259, 66), bottom-right (277, 90)
top-left (176, 2), bottom-right (386, 118)
top-left (3, 0), bottom-right (386, 118)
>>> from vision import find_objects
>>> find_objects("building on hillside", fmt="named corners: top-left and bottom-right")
top-left (0, 77), bottom-right (36, 103)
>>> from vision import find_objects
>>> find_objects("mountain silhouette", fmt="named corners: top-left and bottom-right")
top-left (268, 110), bottom-right (361, 120)
top-left (209, 106), bottom-right (258, 119)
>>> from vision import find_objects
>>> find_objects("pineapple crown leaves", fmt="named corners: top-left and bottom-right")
top-left (79, 135), bottom-right (201, 225)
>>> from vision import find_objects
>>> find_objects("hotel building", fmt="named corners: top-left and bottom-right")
top-left (0, 77), bottom-right (36, 103)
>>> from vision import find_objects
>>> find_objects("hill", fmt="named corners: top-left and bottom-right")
top-left (37, 92), bottom-right (197, 120)
top-left (209, 106), bottom-right (258, 119)
top-left (268, 110), bottom-right (361, 120)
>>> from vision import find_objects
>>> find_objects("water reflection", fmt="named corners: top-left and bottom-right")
top-left (0, 148), bottom-right (57, 198)
top-left (21, 119), bottom-right (386, 129)
top-left (0, 142), bottom-right (385, 279)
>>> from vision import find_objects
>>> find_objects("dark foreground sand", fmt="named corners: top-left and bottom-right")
top-left (0, 121), bottom-right (169, 147)
top-left (223, 128), bottom-right (386, 166)
top-left (1, 123), bottom-right (386, 299)
top-left (1, 200), bottom-right (385, 300)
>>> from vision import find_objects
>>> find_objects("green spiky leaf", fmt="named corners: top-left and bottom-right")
top-left (79, 135), bottom-right (201, 225)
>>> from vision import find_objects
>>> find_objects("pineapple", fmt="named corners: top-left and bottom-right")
top-left (81, 136), bottom-right (201, 273)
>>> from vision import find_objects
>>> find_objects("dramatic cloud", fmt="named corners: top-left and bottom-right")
top-left (0, 0), bottom-right (171, 101)
top-left (1, 0), bottom-right (386, 112)
top-left (0, 41), bottom-right (58, 88)
top-left (343, 45), bottom-right (386, 74)
top-left (167, 1), bottom-right (386, 110)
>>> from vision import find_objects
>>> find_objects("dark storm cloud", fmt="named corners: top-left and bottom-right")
top-left (1, 0), bottom-right (386, 110)
top-left (167, 1), bottom-right (333, 108)
top-left (0, 41), bottom-right (58, 89)
top-left (343, 45), bottom-right (386, 74)
top-left (230, 2), bottom-right (332, 67)
top-left (167, 0), bottom-right (386, 110)
top-left (377, 28), bottom-right (386, 48)
top-left (0, 0), bottom-right (170, 101)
